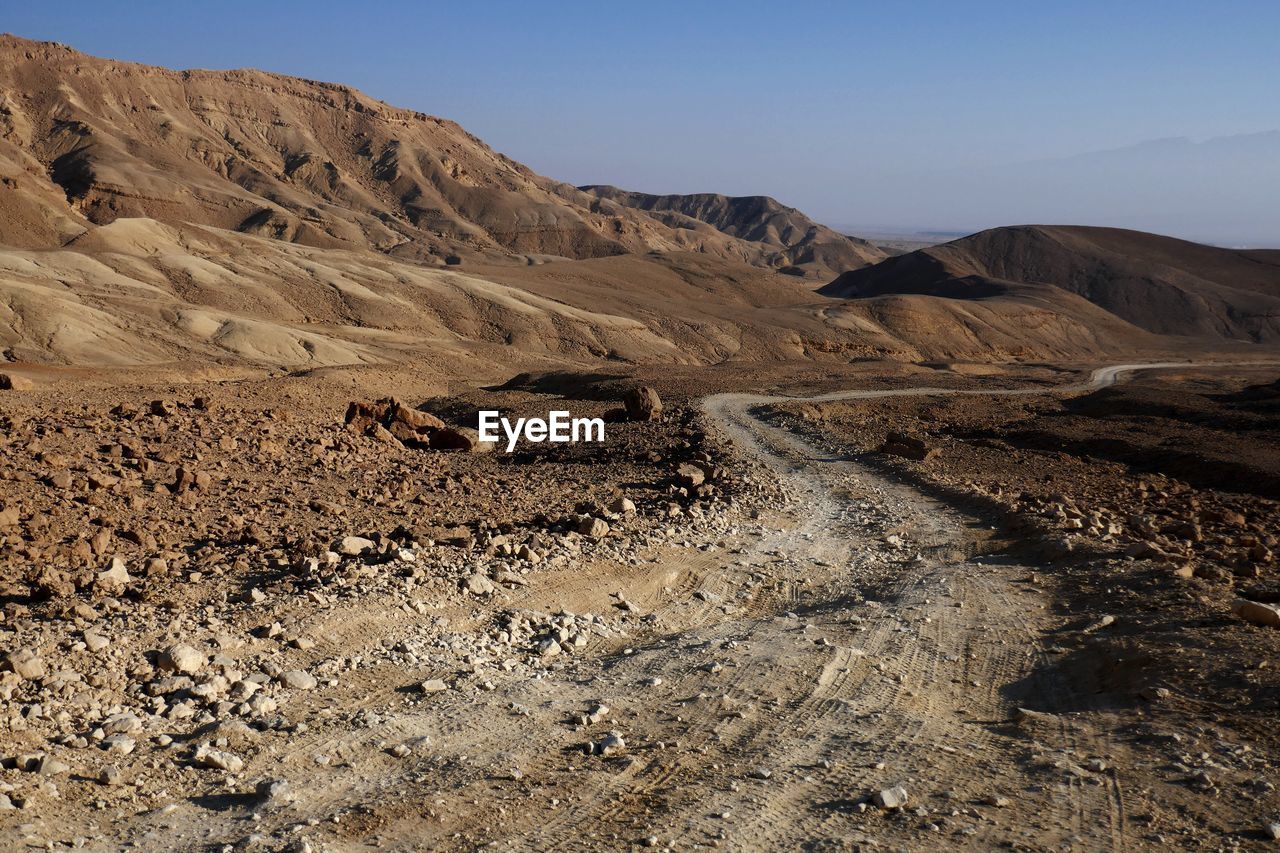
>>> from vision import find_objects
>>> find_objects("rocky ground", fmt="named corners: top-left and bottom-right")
top-left (767, 365), bottom-right (1280, 847)
top-left (0, 373), bottom-right (785, 849)
top-left (1, 362), bottom-right (1278, 850)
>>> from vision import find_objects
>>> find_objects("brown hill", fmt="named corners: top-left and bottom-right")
top-left (0, 37), bottom-right (1260, 374)
top-left (0, 216), bottom-right (861, 370)
top-left (0, 34), bottom-right (841, 271)
top-left (821, 225), bottom-right (1280, 343)
top-left (579, 186), bottom-right (884, 276)
top-left (0, 213), bottom-right (1175, 372)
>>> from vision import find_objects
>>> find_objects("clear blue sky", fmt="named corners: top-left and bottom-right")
top-left (6, 1), bottom-right (1279, 241)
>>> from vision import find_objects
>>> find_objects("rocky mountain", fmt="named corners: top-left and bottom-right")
top-left (0, 34), bottom-right (862, 272)
top-left (0, 36), bottom-right (1272, 372)
top-left (821, 225), bottom-right (1280, 343)
top-left (579, 185), bottom-right (885, 275)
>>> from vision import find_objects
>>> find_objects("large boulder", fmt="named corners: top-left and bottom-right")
top-left (1233, 599), bottom-right (1280, 628)
top-left (879, 431), bottom-right (940, 462)
top-left (344, 399), bottom-right (392, 433)
top-left (0, 373), bottom-right (33, 391)
top-left (429, 427), bottom-right (492, 453)
top-left (623, 387), bottom-right (663, 421)
top-left (346, 398), bottom-right (447, 447)
top-left (390, 403), bottom-right (445, 431)
top-left (388, 420), bottom-right (422, 444)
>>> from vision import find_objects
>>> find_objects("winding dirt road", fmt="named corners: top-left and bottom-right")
top-left (141, 362), bottom-right (1245, 850)
top-left (427, 362), bottom-right (1210, 849)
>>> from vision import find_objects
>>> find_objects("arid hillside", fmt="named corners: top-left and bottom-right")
top-left (821, 225), bottom-right (1280, 343)
top-left (0, 35), bottom-right (858, 272)
top-left (579, 185), bottom-right (885, 276)
top-left (0, 36), bottom-right (1275, 375)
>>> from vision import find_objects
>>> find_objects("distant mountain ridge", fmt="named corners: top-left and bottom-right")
top-left (822, 225), bottom-right (1280, 343)
top-left (580, 185), bottom-right (884, 274)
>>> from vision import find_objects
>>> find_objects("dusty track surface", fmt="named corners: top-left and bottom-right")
top-left (299, 364), bottom-right (1210, 849)
top-left (12, 363), bottom-right (1268, 851)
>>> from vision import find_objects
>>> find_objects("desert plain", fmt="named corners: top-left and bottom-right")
top-left (0, 34), bottom-right (1278, 851)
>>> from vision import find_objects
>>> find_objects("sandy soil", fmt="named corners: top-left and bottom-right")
top-left (4, 362), bottom-right (1278, 850)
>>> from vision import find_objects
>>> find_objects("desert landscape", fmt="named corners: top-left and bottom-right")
top-left (1, 30), bottom-right (1280, 852)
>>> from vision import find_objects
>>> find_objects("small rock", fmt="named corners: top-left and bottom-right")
top-left (256, 778), bottom-right (293, 802)
top-left (608, 496), bottom-right (637, 515)
top-left (675, 463), bottom-right (705, 488)
top-left (1140, 686), bottom-right (1172, 702)
top-left (83, 631), bottom-right (110, 653)
top-left (278, 670), bottom-right (317, 690)
top-left (872, 785), bottom-right (909, 809)
top-left (1084, 614), bottom-right (1116, 632)
top-left (36, 754), bottom-right (69, 776)
top-left (96, 556), bottom-right (132, 593)
top-left (101, 735), bottom-right (136, 755)
top-left (577, 517), bottom-right (609, 539)
top-left (419, 678), bottom-right (449, 694)
top-left (102, 712), bottom-right (142, 735)
top-left (3, 648), bottom-right (46, 681)
top-left (158, 643), bottom-right (205, 675)
top-left (1124, 540), bottom-right (1163, 560)
top-left (464, 573), bottom-right (495, 596)
top-left (589, 731), bottom-right (626, 757)
top-left (45, 471), bottom-right (73, 490)
top-left (194, 744), bottom-right (244, 773)
top-left (337, 536), bottom-right (376, 556)
top-left (879, 432), bottom-right (940, 462)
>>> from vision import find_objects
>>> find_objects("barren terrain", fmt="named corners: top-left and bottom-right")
top-left (4, 35), bottom-right (1273, 372)
top-left (3, 31), bottom-right (1280, 853)
top-left (3, 362), bottom-right (1279, 851)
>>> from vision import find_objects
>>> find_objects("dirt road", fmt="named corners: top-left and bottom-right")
top-left (348, 364), bottom-right (1210, 849)
top-left (62, 362), bottom-right (1262, 850)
